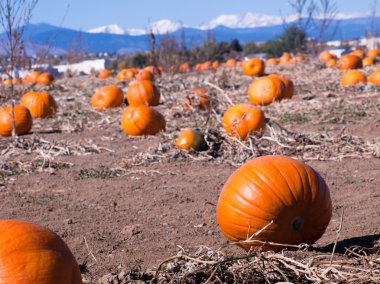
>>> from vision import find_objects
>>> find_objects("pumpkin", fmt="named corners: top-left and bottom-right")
top-left (319, 51), bottom-right (337, 62)
top-left (248, 77), bottom-right (286, 106)
top-left (268, 74), bottom-right (294, 99)
top-left (0, 105), bottom-right (33, 136)
top-left (280, 53), bottom-right (292, 64)
top-left (3, 78), bottom-right (21, 85)
top-left (121, 105), bottom-right (165, 136)
top-left (295, 55), bottom-right (304, 62)
top-left (351, 50), bottom-right (364, 59)
top-left (179, 63), bottom-right (190, 72)
top-left (136, 70), bottom-right (154, 81)
top-left (20, 92), bottom-right (57, 118)
top-left (200, 61), bottom-right (212, 71)
top-left (183, 87), bottom-right (210, 110)
top-left (37, 72), bottom-right (54, 85)
top-left (23, 71), bottom-right (40, 84)
top-left (225, 59), bottom-right (237, 67)
top-left (362, 57), bottom-right (375, 67)
top-left (222, 103), bottom-right (266, 140)
top-left (367, 49), bottom-right (379, 58)
top-left (216, 155), bottom-right (332, 252)
top-left (116, 68), bottom-right (137, 81)
top-left (175, 128), bottom-right (207, 151)
top-left (340, 71), bottom-right (367, 87)
top-left (126, 80), bottom-right (160, 106)
top-left (325, 59), bottom-right (337, 68)
top-left (212, 61), bottom-right (220, 70)
top-left (266, 58), bottom-right (280, 65)
top-left (91, 85), bottom-right (124, 110)
top-left (368, 70), bottom-right (380, 85)
top-left (242, 58), bottom-right (265, 77)
top-left (144, 66), bottom-right (161, 76)
top-left (98, 69), bottom-right (113, 79)
top-left (0, 219), bottom-right (82, 284)
top-left (337, 54), bottom-right (362, 70)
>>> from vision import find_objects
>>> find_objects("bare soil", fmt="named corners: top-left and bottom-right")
top-left (0, 61), bottom-right (379, 283)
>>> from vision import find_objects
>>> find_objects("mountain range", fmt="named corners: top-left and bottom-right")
top-left (0, 12), bottom-right (377, 55)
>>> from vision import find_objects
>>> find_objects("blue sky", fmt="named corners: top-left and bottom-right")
top-left (32, 0), bottom-right (375, 30)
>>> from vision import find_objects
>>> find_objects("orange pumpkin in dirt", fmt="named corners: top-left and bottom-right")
top-left (212, 61), bottom-right (220, 70)
top-left (136, 69), bottom-right (154, 81)
top-left (295, 55), bottom-right (304, 62)
top-left (367, 49), bottom-right (379, 58)
top-left (126, 80), bottom-right (160, 106)
top-left (268, 74), bottom-right (294, 99)
top-left (121, 105), bottom-right (166, 136)
top-left (368, 70), bottom-right (380, 85)
top-left (325, 59), bottom-right (337, 68)
top-left (225, 59), bottom-right (237, 67)
top-left (362, 57), bottom-right (375, 67)
top-left (340, 71), bottom-right (367, 87)
top-left (216, 155), bottom-right (332, 252)
top-left (319, 50), bottom-right (337, 62)
top-left (2, 78), bottom-right (21, 85)
top-left (183, 87), bottom-right (211, 110)
top-left (266, 58), bottom-right (280, 65)
top-left (116, 68), bottom-right (137, 82)
top-left (144, 66), bottom-right (161, 76)
top-left (91, 85), bottom-right (124, 110)
top-left (23, 71), bottom-right (40, 84)
top-left (20, 91), bottom-right (57, 118)
top-left (0, 105), bottom-right (33, 137)
top-left (351, 50), bottom-right (365, 59)
top-left (199, 61), bottom-right (212, 71)
top-left (248, 76), bottom-right (286, 106)
top-left (37, 72), bottom-right (54, 85)
top-left (242, 58), bottom-right (265, 77)
top-left (222, 103), bottom-right (266, 140)
top-left (0, 219), bottom-right (82, 284)
top-left (175, 128), bottom-right (207, 151)
top-left (280, 53), bottom-right (292, 64)
top-left (179, 63), bottom-right (190, 72)
top-left (337, 54), bottom-right (362, 70)
top-left (98, 69), bottom-right (113, 79)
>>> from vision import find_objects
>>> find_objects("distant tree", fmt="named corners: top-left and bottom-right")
top-left (132, 53), bottom-right (149, 68)
top-left (228, 38), bottom-right (242, 52)
top-left (243, 42), bottom-right (258, 55)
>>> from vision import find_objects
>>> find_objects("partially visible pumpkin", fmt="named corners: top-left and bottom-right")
top-left (362, 57), bottom-right (375, 67)
top-left (340, 70), bottom-right (367, 87)
top-left (337, 54), bottom-right (362, 70)
top-left (91, 85), bottom-right (124, 110)
top-left (351, 49), bottom-right (364, 59)
top-left (0, 105), bottom-right (33, 136)
top-left (295, 55), bottom-right (304, 62)
top-left (3, 78), bottom-right (21, 85)
top-left (179, 63), bottom-right (190, 72)
top-left (121, 105), bottom-right (166, 136)
top-left (280, 53), bottom-right (292, 64)
top-left (368, 70), bottom-right (380, 85)
top-left (183, 87), bottom-right (211, 110)
top-left (222, 103), bottom-right (266, 140)
top-left (98, 69), bottom-right (113, 79)
top-left (266, 58), bottom-right (280, 65)
top-left (23, 71), bottom-right (40, 84)
top-left (225, 59), bottom-right (237, 67)
top-left (248, 76), bottom-right (286, 106)
top-left (116, 68), bottom-right (137, 81)
top-left (126, 80), bottom-right (160, 106)
top-left (37, 72), bottom-right (54, 85)
top-left (367, 49), bottom-right (379, 58)
top-left (0, 219), bottom-right (82, 284)
top-left (325, 59), bottom-right (337, 68)
top-left (212, 61), bottom-right (220, 70)
top-left (136, 70), bottom-right (154, 81)
top-left (268, 74), bottom-right (294, 99)
top-left (175, 128), bottom-right (207, 151)
top-left (242, 58), bottom-right (265, 77)
top-left (217, 155), bottom-right (332, 252)
top-left (20, 92), bottom-right (57, 118)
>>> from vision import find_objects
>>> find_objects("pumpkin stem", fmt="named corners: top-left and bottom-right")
top-left (291, 216), bottom-right (304, 231)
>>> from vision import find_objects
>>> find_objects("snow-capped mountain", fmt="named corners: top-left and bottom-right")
top-left (87, 24), bottom-right (125, 35)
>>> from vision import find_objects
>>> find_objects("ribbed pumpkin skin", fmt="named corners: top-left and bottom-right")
top-left (248, 77), bottom-right (285, 106)
top-left (222, 103), bottom-right (266, 140)
top-left (175, 128), bottom-right (207, 151)
top-left (126, 80), bottom-right (160, 107)
top-left (337, 54), bottom-right (362, 70)
top-left (340, 71), bottom-right (367, 87)
top-left (121, 105), bottom-right (166, 136)
top-left (20, 92), bottom-right (57, 118)
top-left (91, 85), bottom-right (124, 110)
top-left (217, 155), bottom-right (332, 252)
top-left (0, 220), bottom-right (82, 284)
top-left (268, 74), bottom-right (294, 99)
top-left (0, 105), bottom-right (33, 137)
top-left (242, 58), bottom-right (265, 77)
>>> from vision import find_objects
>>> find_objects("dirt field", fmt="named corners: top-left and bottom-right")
top-left (0, 61), bottom-right (379, 283)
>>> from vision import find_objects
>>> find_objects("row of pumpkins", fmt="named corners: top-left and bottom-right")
top-left (0, 57), bottom-right (336, 283)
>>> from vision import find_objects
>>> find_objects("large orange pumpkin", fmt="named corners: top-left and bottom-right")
top-left (368, 70), bottom-right (380, 85)
top-left (183, 87), bottom-right (210, 110)
top-left (121, 105), bottom-right (165, 136)
top-left (20, 91), bottom-right (57, 118)
top-left (242, 58), bottom-right (265, 77)
top-left (126, 80), bottom-right (160, 106)
top-left (0, 219), bottom-right (82, 283)
top-left (217, 155), bottom-right (332, 252)
top-left (37, 72), bottom-right (54, 85)
top-left (175, 128), bottom-right (207, 151)
top-left (248, 77), bottom-right (285, 106)
top-left (337, 54), bottom-right (362, 70)
top-left (340, 71), bottom-right (367, 87)
top-left (98, 69), bottom-right (113, 79)
top-left (268, 74), bottom-right (294, 99)
top-left (222, 103), bottom-right (266, 140)
top-left (91, 85), bottom-right (124, 110)
top-left (0, 105), bottom-right (33, 136)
